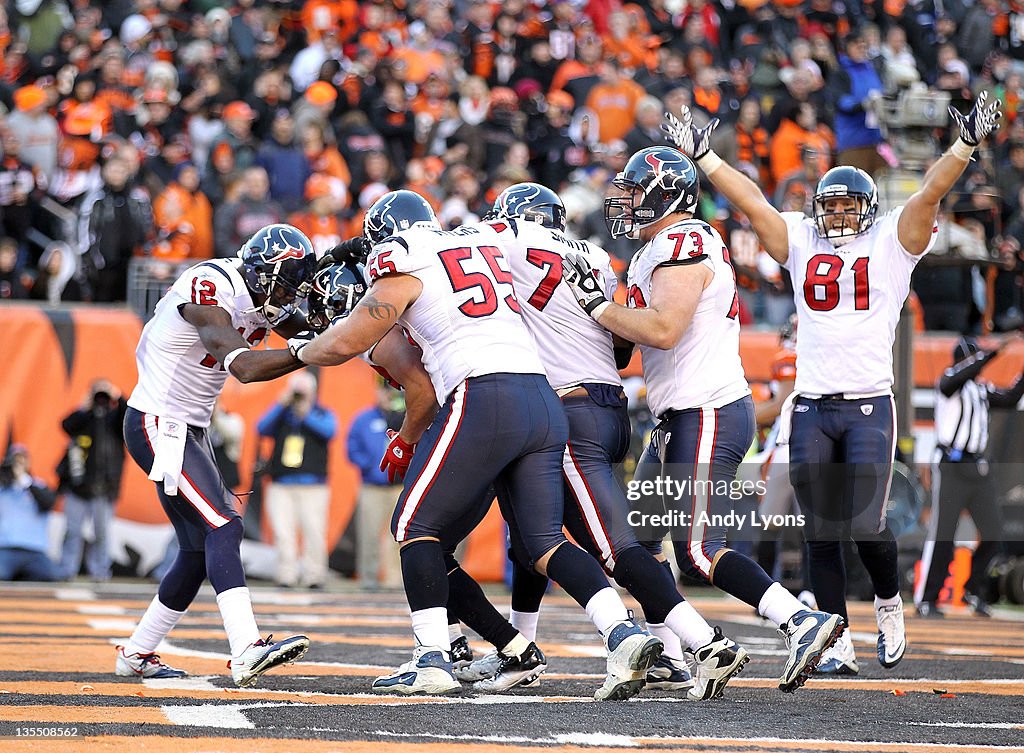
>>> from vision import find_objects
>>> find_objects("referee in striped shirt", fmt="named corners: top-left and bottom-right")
top-left (915, 337), bottom-right (1024, 617)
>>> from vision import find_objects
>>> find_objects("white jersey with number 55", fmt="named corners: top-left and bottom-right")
top-left (128, 259), bottom-right (270, 427)
top-left (496, 219), bottom-right (621, 391)
top-left (365, 222), bottom-right (545, 404)
top-left (781, 208), bottom-right (934, 397)
top-left (626, 218), bottom-right (750, 418)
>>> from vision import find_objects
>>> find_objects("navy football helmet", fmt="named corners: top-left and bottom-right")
top-left (604, 146), bottom-right (700, 239)
top-left (363, 189), bottom-right (439, 244)
top-left (812, 166), bottom-right (878, 247)
top-left (239, 224), bottom-right (316, 325)
top-left (487, 182), bottom-right (566, 231)
top-left (307, 262), bottom-right (367, 332)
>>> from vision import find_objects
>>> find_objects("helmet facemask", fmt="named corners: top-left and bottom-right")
top-left (253, 263), bottom-right (313, 325)
top-left (813, 194), bottom-right (876, 247)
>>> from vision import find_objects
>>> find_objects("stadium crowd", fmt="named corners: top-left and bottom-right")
top-left (0, 0), bottom-right (1022, 330)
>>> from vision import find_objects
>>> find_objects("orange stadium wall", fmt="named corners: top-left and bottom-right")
top-left (3, 302), bottom-right (1023, 582)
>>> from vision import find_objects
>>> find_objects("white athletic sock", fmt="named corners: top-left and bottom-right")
top-left (758, 582), bottom-right (807, 627)
top-left (123, 596), bottom-right (186, 656)
top-left (501, 633), bottom-right (531, 658)
top-left (647, 622), bottom-right (684, 661)
top-left (448, 621), bottom-right (464, 642)
top-left (665, 601), bottom-right (716, 652)
top-left (411, 607), bottom-right (451, 652)
top-left (509, 610), bottom-right (540, 643)
top-left (585, 587), bottom-right (629, 636)
top-left (216, 587), bottom-right (262, 657)
top-left (874, 593), bottom-right (902, 609)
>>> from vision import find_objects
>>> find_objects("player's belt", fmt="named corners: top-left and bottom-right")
top-left (801, 389), bottom-right (892, 400)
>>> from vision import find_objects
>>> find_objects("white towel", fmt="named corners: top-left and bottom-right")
top-left (148, 417), bottom-right (187, 495)
top-left (775, 392), bottom-right (798, 447)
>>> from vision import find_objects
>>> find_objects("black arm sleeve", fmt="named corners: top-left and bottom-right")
top-left (988, 373), bottom-right (1024, 409)
top-left (938, 352), bottom-right (993, 397)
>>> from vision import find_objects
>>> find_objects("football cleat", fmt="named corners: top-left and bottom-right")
top-left (645, 654), bottom-right (695, 692)
top-left (115, 646), bottom-right (187, 679)
top-left (778, 610), bottom-right (845, 692)
top-left (372, 645), bottom-right (460, 695)
top-left (915, 601), bottom-right (944, 619)
top-left (450, 635), bottom-right (474, 669)
top-left (687, 627), bottom-right (748, 700)
top-left (814, 631), bottom-right (860, 675)
top-left (875, 598), bottom-right (907, 668)
top-left (454, 649), bottom-right (501, 682)
top-left (594, 619), bottom-right (663, 701)
top-left (229, 634), bottom-right (310, 688)
top-left (472, 642), bottom-right (547, 692)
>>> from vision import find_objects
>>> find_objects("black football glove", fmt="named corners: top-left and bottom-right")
top-left (661, 106), bottom-right (719, 162)
top-left (949, 90), bottom-right (1001, 147)
top-left (561, 252), bottom-right (609, 318)
top-left (323, 236), bottom-right (372, 267)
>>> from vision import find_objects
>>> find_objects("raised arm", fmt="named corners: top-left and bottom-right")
top-left (899, 92), bottom-right (1002, 255)
top-left (663, 108), bottom-right (791, 264)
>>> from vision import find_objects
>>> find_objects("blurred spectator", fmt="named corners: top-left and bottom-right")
top-left (0, 131), bottom-right (46, 253)
top-left (57, 379), bottom-right (126, 581)
top-left (207, 100), bottom-right (259, 173)
top-left (769, 102), bottom-right (834, 187)
top-left (775, 147), bottom-right (828, 216)
top-left (257, 372), bottom-right (336, 590)
top-left (153, 162), bottom-right (214, 260)
top-left (624, 95), bottom-right (667, 156)
top-left (7, 84), bottom-right (60, 181)
top-left (0, 444), bottom-right (60, 582)
top-left (0, 237), bottom-right (30, 300)
top-left (289, 174), bottom-right (346, 256)
top-left (257, 112), bottom-right (311, 213)
top-left (78, 156), bottom-right (152, 302)
top-left (213, 166), bottom-right (283, 258)
top-left (28, 241), bottom-right (86, 303)
top-left (301, 122), bottom-right (351, 186)
top-left (734, 98), bottom-right (771, 189)
top-left (833, 27), bottom-right (886, 175)
top-left (585, 62), bottom-right (645, 144)
top-left (346, 381), bottom-right (406, 591)
top-left (369, 81), bottom-right (417, 174)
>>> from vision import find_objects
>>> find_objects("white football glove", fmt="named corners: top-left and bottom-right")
top-left (561, 252), bottom-right (609, 319)
top-left (949, 90), bottom-right (1001, 147)
top-left (287, 330), bottom-right (317, 361)
top-left (661, 107), bottom-right (720, 162)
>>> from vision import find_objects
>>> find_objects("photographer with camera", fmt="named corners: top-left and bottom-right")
top-left (0, 445), bottom-right (60, 581)
top-left (256, 371), bottom-right (337, 589)
top-left (58, 379), bottom-right (127, 581)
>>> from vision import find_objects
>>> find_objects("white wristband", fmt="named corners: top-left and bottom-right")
top-left (948, 139), bottom-right (975, 161)
top-left (223, 347), bottom-right (249, 373)
top-left (590, 301), bottom-right (611, 321)
top-left (696, 150), bottom-right (723, 175)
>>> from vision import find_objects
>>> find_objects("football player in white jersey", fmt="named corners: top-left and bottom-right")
top-left (473, 182), bottom-right (747, 700)
top-left (561, 146), bottom-right (845, 693)
top-left (292, 189), bottom-right (664, 699)
top-left (662, 90), bottom-right (1001, 673)
top-left (119, 224), bottom-right (317, 687)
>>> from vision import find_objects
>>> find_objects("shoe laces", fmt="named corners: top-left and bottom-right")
top-left (877, 605), bottom-right (902, 643)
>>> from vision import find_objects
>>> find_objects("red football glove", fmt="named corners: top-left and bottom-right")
top-left (380, 429), bottom-right (415, 484)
